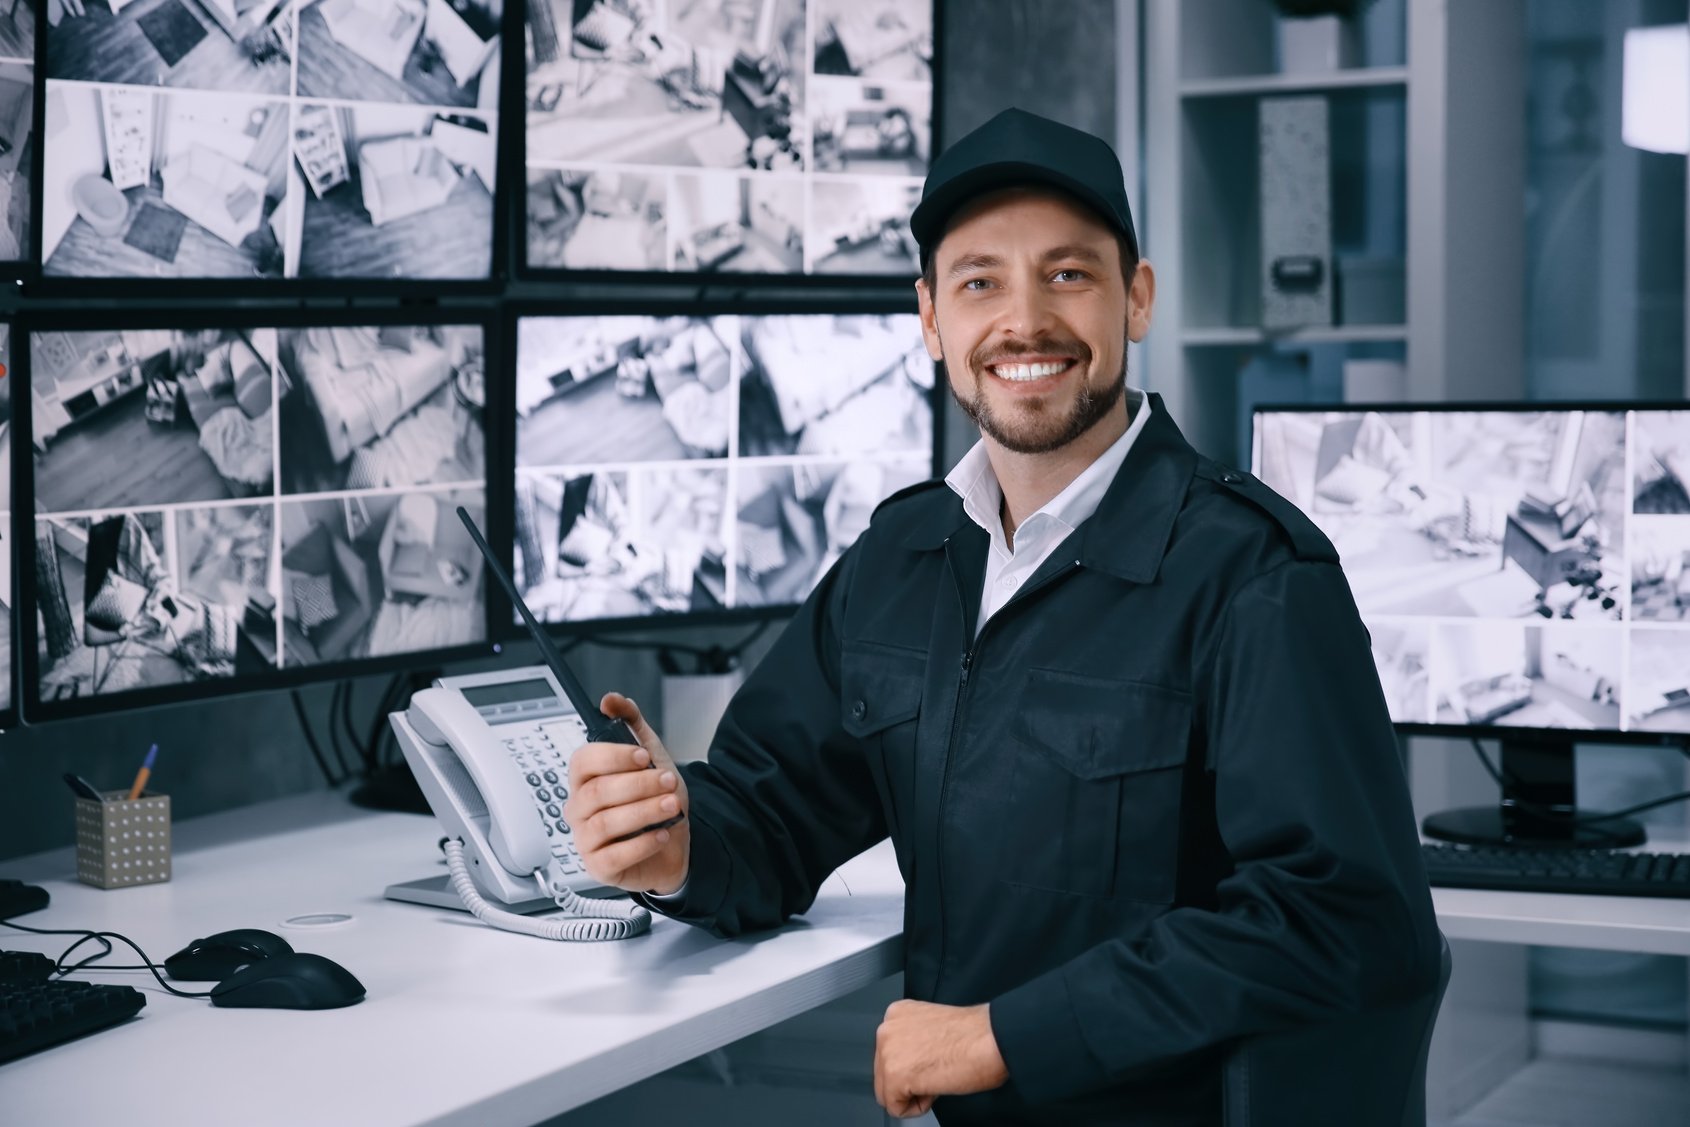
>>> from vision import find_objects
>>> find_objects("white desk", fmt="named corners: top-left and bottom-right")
top-left (1433, 885), bottom-right (1690, 956)
top-left (0, 793), bottom-right (905, 1127)
top-left (1428, 836), bottom-right (1690, 957)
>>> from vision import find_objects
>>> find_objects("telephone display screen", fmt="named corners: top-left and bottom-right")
top-left (461, 680), bottom-right (557, 709)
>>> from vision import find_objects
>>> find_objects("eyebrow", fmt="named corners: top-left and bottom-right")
top-left (1041, 244), bottom-right (1108, 266)
top-left (945, 244), bottom-right (1109, 278)
top-left (946, 253), bottom-right (1002, 278)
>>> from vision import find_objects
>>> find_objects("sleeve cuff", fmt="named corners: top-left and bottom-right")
top-left (629, 813), bottom-right (735, 930)
top-left (990, 968), bottom-right (1107, 1105)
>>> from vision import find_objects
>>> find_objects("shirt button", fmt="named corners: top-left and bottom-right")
top-left (1000, 574), bottom-right (1018, 587)
top-left (850, 700), bottom-right (867, 721)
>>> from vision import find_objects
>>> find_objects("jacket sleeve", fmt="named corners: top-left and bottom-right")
top-left (988, 559), bottom-right (1441, 1104)
top-left (633, 546), bottom-right (888, 937)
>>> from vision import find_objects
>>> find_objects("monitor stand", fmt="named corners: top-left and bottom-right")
top-left (1421, 734), bottom-right (1645, 849)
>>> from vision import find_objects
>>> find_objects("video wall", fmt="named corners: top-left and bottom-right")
top-left (1254, 407), bottom-right (1690, 738)
top-left (40, 0), bottom-right (502, 282)
top-left (26, 318), bottom-right (490, 713)
top-left (0, 2), bottom-right (940, 725)
top-left (512, 311), bottom-right (933, 623)
top-left (522, 0), bottom-right (934, 277)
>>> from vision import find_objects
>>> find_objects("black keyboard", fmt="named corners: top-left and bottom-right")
top-left (1422, 843), bottom-right (1690, 897)
top-left (1, 952), bottom-right (145, 1064)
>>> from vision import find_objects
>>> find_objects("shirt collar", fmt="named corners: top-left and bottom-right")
top-left (945, 388), bottom-right (1152, 552)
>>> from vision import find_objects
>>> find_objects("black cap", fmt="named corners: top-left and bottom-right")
top-left (910, 108), bottom-right (1138, 267)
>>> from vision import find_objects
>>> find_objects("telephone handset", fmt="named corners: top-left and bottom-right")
top-left (406, 688), bottom-right (551, 880)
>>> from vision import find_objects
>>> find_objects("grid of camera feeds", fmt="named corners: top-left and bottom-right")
top-left (42, 0), bottom-right (502, 281)
top-left (1253, 408), bottom-right (1690, 737)
top-left (523, 0), bottom-right (932, 277)
top-left (513, 312), bottom-right (932, 623)
top-left (29, 319), bottom-right (489, 705)
top-left (0, 5), bottom-right (29, 267)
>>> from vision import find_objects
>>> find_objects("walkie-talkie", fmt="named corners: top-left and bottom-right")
top-left (457, 507), bottom-right (684, 832)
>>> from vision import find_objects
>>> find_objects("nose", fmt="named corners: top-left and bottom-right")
top-left (999, 273), bottom-right (1058, 340)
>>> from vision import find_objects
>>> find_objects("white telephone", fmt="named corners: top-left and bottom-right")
top-left (390, 666), bottom-right (651, 941)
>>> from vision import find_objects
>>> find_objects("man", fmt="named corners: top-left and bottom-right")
top-left (565, 108), bottom-right (1441, 1125)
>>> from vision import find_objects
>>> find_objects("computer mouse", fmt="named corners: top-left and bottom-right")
top-left (209, 953), bottom-right (366, 1011)
top-left (164, 928), bottom-right (295, 981)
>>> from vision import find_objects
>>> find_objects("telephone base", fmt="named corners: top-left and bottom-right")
top-left (383, 874), bottom-right (627, 915)
top-left (384, 875), bottom-right (555, 916)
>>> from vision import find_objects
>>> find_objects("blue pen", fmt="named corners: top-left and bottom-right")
top-left (126, 744), bottom-right (158, 802)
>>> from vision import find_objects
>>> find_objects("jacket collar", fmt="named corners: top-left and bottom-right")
top-left (903, 393), bottom-right (1196, 584)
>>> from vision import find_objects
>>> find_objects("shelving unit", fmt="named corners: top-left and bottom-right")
top-left (1144, 0), bottom-right (1525, 467)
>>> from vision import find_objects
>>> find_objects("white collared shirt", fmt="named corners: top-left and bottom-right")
top-left (944, 388), bottom-right (1152, 638)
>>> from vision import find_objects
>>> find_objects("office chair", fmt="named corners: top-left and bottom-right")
top-left (1222, 932), bottom-right (1452, 1127)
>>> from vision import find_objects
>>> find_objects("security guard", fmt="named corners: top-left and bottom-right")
top-left (565, 108), bottom-right (1441, 1125)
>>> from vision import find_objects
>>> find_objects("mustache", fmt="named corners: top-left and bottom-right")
top-left (971, 338), bottom-right (1093, 372)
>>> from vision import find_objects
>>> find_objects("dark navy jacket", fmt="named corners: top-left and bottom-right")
top-left (645, 396), bottom-right (1440, 1125)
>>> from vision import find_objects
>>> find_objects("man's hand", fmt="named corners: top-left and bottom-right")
top-left (563, 693), bottom-right (691, 896)
top-left (874, 1000), bottom-right (1009, 1118)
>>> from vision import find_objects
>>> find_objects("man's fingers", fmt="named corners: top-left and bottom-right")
top-left (600, 692), bottom-right (672, 767)
top-left (581, 794), bottom-right (682, 850)
top-left (591, 825), bottom-right (671, 877)
top-left (568, 740), bottom-right (649, 790)
top-left (583, 764), bottom-right (677, 812)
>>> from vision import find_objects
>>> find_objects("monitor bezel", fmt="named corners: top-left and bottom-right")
top-left (27, 15), bottom-right (510, 299)
top-left (1251, 398), bottom-right (1690, 749)
top-left (511, 0), bottom-right (945, 288)
top-left (17, 303), bottom-right (503, 726)
top-left (494, 292), bottom-right (943, 642)
top-left (0, 318), bottom-right (17, 730)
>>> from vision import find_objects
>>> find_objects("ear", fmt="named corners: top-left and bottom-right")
top-left (1125, 259), bottom-right (1157, 344)
top-left (915, 277), bottom-right (944, 363)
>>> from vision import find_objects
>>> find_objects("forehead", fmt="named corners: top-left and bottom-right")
top-left (932, 185), bottom-right (1118, 265)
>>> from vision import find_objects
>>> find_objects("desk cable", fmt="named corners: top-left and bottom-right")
top-left (1, 919), bottom-right (214, 998)
top-left (441, 838), bottom-right (651, 941)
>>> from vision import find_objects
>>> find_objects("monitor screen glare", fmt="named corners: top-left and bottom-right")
top-left (31, 322), bottom-right (489, 703)
top-left (1254, 408), bottom-right (1690, 737)
top-left (513, 312), bottom-right (934, 623)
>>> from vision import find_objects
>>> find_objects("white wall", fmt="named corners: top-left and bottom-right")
top-left (39, 83), bottom-right (107, 263)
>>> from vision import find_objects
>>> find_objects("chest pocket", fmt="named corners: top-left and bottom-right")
top-left (1004, 669), bottom-right (1191, 902)
top-left (840, 641), bottom-right (925, 848)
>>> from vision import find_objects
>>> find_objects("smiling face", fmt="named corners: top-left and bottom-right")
top-left (916, 186), bottom-right (1154, 456)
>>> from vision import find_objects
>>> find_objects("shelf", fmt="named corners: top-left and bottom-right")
top-left (1180, 66), bottom-right (1410, 98)
top-left (1181, 324), bottom-right (1409, 347)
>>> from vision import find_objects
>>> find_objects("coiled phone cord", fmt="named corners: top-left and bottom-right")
top-left (442, 839), bottom-right (652, 941)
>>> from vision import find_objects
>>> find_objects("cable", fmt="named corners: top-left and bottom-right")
top-left (291, 689), bottom-right (343, 787)
top-left (1467, 738), bottom-right (1690, 830)
top-left (441, 838), bottom-right (650, 941)
top-left (2, 920), bottom-right (215, 999)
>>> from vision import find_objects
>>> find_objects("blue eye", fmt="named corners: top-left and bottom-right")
top-left (1053, 269), bottom-right (1089, 283)
top-left (962, 278), bottom-right (993, 291)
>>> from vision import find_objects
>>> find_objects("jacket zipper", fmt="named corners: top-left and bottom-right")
top-left (932, 558), bottom-right (1080, 997)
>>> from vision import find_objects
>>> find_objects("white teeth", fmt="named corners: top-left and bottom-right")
top-left (991, 360), bottom-right (1070, 381)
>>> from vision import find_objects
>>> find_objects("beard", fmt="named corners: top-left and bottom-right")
top-left (945, 333), bottom-right (1128, 456)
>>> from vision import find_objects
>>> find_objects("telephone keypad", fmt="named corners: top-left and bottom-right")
top-left (499, 719), bottom-right (588, 879)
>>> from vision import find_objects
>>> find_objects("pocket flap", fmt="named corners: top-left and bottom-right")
top-left (840, 642), bottom-right (926, 737)
top-left (1011, 669), bottom-right (1191, 779)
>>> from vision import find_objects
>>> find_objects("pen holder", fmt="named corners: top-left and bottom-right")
top-left (74, 792), bottom-right (172, 889)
